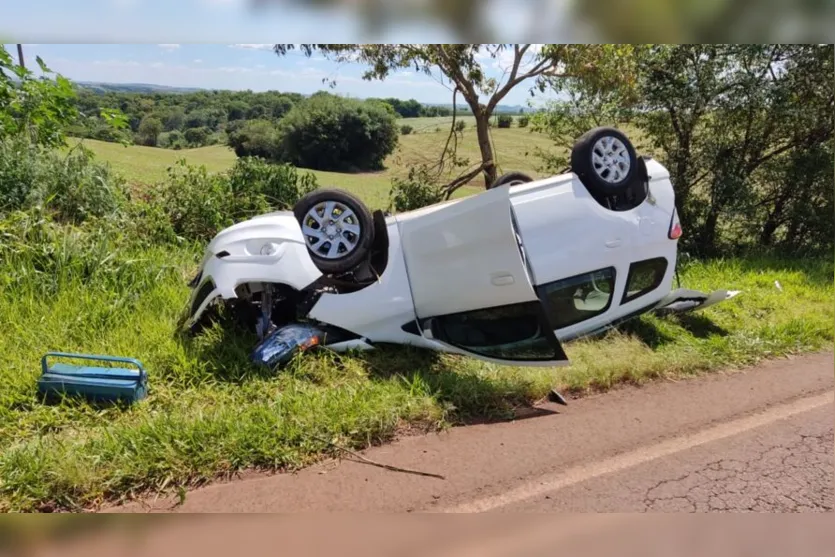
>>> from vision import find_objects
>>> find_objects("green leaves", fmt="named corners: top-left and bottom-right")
top-left (0, 46), bottom-right (79, 149)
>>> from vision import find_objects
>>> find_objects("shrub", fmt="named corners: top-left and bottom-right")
top-left (278, 93), bottom-right (398, 171)
top-left (184, 126), bottom-right (212, 147)
top-left (227, 119), bottom-right (281, 160)
top-left (497, 114), bottom-right (513, 128)
top-left (389, 166), bottom-right (444, 213)
top-left (400, 125), bottom-right (413, 135)
top-left (227, 157), bottom-right (317, 217)
top-left (140, 160), bottom-right (232, 242)
top-left (0, 135), bottom-right (126, 223)
top-left (137, 157), bottom-right (319, 243)
top-left (454, 120), bottom-right (466, 132)
top-left (157, 130), bottom-right (186, 149)
top-left (137, 115), bottom-right (163, 146)
top-left (517, 115), bottom-right (530, 128)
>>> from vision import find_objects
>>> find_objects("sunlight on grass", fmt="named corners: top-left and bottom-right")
top-left (5, 125), bottom-right (830, 511)
top-left (0, 226), bottom-right (831, 511)
top-left (74, 122), bottom-right (549, 210)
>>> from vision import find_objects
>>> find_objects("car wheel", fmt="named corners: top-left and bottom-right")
top-left (490, 171), bottom-right (534, 189)
top-left (294, 188), bottom-right (375, 274)
top-left (571, 127), bottom-right (638, 198)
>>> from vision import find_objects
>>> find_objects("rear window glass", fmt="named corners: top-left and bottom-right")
top-left (623, 258), bottom-right (668, 303)
top-left (539, 268), bottom-right (616, 330)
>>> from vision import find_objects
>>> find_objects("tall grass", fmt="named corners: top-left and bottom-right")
top-left (2, 129), bottom-right (833, 512)
top-left (0, 206), bottom-right (831, 511)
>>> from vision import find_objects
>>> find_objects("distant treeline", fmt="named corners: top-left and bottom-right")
top-left (68, 88), bottom-right (481, 150)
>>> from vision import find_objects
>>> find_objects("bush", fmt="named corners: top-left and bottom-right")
top-left (137, 115), bottom-right (163, 146)
top-left (138, 157), bottom-right (318, 243)
top-left (227, 157), bottom-right (317, 216)
top-left (227, 119), bottom-right (281, 160)
top-left (157, 130), bottom-right (186, 149)
top-left (139, 160), bottom-right (232, 243)
top-left (0, 135), bottom-right (126, 223)
top-left (497, 114), bottom-right (513, 128)
top-left (400, 125), bottom-right (413, 135)
top-left (389, 166), bottom-right (444, 213)
top-left (454, 120), bottom-right (466, 132)
top-left (517, 115), bottom-right (530, 128)
top-left (277, 93), bottom-right (398, 171)
top-left (184, 126), bottom-right (212, 147)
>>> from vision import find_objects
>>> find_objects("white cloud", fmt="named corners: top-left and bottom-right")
top-left (193, 59), bottom-right (203, 64)
top-left (230, 44), bottom-right (273, 51)
top-left (158, 44), bottom-right (180, 51)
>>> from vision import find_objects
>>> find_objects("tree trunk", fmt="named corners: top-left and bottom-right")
top-left (760, 194), bottom-right (789, 246)
top-left (698, 208), bottom-right (720, 257)
top-left (759, 218), bottom-right (778, 246)
top-left (473, 108), bottom-right (497, 188)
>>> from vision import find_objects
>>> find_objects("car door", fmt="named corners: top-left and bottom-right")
top-left (396, 186), bottom-right (568, 366)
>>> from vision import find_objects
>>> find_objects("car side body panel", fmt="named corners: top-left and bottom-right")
top-left (307, 221), bottom-right (442, 351)
top-left (508, 159), bottom-right (679, 341)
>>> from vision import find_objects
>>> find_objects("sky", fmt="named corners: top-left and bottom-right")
top-left (3, 43), bottom-right (560, 106)
top-left (1, 0), bottom-right (575, 105)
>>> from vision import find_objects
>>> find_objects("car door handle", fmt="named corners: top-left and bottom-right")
top-left (605, 239), bottom-right (622, 248)
top-left (491, 273), bottom-right (515, 286)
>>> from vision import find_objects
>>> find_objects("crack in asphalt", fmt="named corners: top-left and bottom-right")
top-left (642, 428), bottom-right (834, 512)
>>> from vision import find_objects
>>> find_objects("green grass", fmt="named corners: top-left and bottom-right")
top-left (0, 215), bottom-right (831, 512)
top-left (73, 122), bottom-right (554, 210)
top-left (3, 123), bottom-right (829, 511)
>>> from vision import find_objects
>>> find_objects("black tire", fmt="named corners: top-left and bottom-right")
top-left (571, 127), bottom-right (638, 198)
top-left (294, 188), bottom-right (375, 274)
top-left (490, 171), bottom-right (534, 189)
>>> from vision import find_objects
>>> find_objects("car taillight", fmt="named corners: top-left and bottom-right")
top-left (669, 209), bottom-right (683, 240)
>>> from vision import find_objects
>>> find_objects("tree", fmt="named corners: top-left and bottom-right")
top-left (496, 114), bottom-right (513, 128)
top-left (534, 43), bottom-right (834, 255)
top-left (0, 46), bottom-right (79, 148)
top-left (227, 119), bottom-right (281, 159)
top-left (273, 44), bottom-right (639, 193)
top-left (636, 44), bottom-right (833, 254)
top-left (137, 115), bottom-right (163, 146)
top-left (184, 126), bottom-right (211, 147)
top-left (226, 100), bottom-right (249, 121)
top-left (276, 93), bottom-right (398, 172)
top-left (164, 107), bottom-right (186, 131)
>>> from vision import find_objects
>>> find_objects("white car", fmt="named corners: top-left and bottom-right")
top-left (184, 128), bottom-right (738, 369)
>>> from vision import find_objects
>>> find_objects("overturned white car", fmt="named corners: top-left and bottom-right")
top-left (184, 127), bottom-right (738, 368)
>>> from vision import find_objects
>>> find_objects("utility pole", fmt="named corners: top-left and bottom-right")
top-left (16, 44), bottom-right (25, 69)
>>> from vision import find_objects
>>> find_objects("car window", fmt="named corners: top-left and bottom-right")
top-left (539, 268), bottom-right (616, 330)
top-left (428, 301), bottom-right (564, 361)
top-left (623, 258), bottom-right (668, 303)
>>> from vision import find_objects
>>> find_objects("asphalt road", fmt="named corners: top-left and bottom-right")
top-left (116, 352), bottom-right (833, 513)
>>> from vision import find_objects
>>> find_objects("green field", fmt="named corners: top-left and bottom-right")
top-left (74, 123), bottom-right (555, 209)
top-left (2, 120), bottom-right (831, 512)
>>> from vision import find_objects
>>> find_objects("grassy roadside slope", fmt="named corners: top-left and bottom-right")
top-left (0, 236), bottom-right (830, 511)
top-left (2, 125), bottom-right (829, 511)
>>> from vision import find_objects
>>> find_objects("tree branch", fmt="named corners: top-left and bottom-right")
top-left (487, 55), bottom-right (557, 112)
top-left (437, 45), bottom-right (480, 111)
